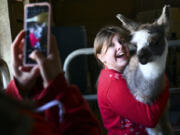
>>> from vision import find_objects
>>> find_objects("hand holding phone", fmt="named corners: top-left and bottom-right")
top-left (29, 35), bottom-right (62, 88)
top-left (24, 2), bottom-right (51, 65)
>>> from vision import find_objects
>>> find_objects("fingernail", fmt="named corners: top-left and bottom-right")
top-left (18, 66), bottom-right (22, 71)
top-left (29, 51), bottom-right (35, 59)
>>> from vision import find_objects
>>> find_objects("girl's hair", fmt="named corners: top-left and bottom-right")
top-left (93, 26), bottom-right (129, 65)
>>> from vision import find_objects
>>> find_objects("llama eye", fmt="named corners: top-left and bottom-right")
top-left (150, 40), bottom-right (158, 46)
top-left (130, 43), bottom-right (137, 48)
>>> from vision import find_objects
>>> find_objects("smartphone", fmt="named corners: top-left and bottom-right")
top-left (24, 2), bottom-right (51, 65)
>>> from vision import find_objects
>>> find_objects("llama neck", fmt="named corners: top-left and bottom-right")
top-left (139, 43), bottom-right (168, 80)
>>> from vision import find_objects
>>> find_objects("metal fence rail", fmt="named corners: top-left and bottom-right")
top-left (63, 40), bottom-right (180, 101)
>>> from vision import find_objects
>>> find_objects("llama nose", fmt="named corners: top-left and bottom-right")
top-left (138, 48), bottom-right (152, 65)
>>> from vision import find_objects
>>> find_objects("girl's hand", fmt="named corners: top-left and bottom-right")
top-left (11, 30), bottom-right (40, 95)
top-left (30, 35), bottom-right (62, 88)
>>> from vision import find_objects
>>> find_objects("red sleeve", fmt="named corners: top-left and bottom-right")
top-left (107, 76), bottom-right (169, 128)
top-left (32, 73), bottom-right (101, 135)
top-left (5, 74), bottom-right (101, 135)
top-left (5, 80), bottom-right (23, 101)
top-left (5, 77), bottom-right (43, 101)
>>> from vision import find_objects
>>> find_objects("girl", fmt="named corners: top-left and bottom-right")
top-left (94, 26), bottom-right (170, 135)
top-left (4, 30), bottom-right (101, 135)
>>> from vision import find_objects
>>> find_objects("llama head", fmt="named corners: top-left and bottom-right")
top-left (116, 5), bottom-right (170, 65)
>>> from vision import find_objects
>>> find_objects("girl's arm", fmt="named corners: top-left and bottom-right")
top-left (107, 76), bottom-right (169, 127)
top-left (34, 73), bottom-right (101, 135)
top-left (6, 73), bottom-right (101, 135)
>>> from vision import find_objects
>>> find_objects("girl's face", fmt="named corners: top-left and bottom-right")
top-left (97, 34), bottom-right (129, 72)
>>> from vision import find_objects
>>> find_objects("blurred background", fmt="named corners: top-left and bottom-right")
top-left (0, 0), bottom-right (180, 134)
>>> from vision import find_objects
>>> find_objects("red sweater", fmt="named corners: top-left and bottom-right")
top-left (5, 73), bottom-right (101, 135)
top-left (97, 68), bottom-right (169, 135)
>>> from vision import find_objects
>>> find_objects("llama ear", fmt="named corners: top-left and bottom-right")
top-left (116, 14), bottom-right (139, 33)
top-left (155, 5), bottom-right (170, 27)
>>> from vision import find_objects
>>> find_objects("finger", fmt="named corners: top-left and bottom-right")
top-left (19, 66), bottom-right (32, 72)
top-left (29, 65), bottom-right (40, 78)
top-left (29, 50), bottom-right (46, 66)
top-left (48, 34), bottom-right (62, 71)
top-left (49, 34), bottom-right (59, 56)
top-left (29, 51), bottom-right (46, 80)
top-left (19, 38), bottom-right (25, 54)
top-left (17, 54), bottom-right (24, 66)
top-left (18, 54), bottom-right (24, 61)
top-left (12, 30), bottom-right (25, 62)
top-left (12, 30), bottom-right (25, 50)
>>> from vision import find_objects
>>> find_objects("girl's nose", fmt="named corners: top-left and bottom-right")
top-left (116, 42), bottom-right (123, 50)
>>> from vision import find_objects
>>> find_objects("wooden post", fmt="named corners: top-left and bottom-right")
top-left (0, 0), bottom-right (12, 78)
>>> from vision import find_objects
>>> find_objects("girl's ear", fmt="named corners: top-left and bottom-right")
top-left (97, 53), bottom-right (105, 64)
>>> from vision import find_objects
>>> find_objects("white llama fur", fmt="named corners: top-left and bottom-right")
top-left (131, 30), bottom-right (168, 80)
top-left (116, 5), bottom-right (173, 135)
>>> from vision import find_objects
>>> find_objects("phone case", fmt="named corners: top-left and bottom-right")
top-left (24, 2), bottom-right (51, 66)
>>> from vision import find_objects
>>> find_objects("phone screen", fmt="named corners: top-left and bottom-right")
top-left (24, 3), bottom-right (50, 65)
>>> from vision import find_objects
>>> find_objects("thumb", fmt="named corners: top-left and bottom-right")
top-left (29, 65), bottom-right (40, 79)
top-left (29, 50), bottom-right (47, 85)
top-left (29, 50), bottom-right (46, 67)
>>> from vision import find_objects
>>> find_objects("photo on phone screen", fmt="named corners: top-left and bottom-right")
top-left (24, 3), bottom-right (50, 65)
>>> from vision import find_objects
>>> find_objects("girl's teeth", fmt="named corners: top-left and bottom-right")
top-left (118, 53), bottom-right (124, 56)
top-left (117, 54), bottom-right (124, 58)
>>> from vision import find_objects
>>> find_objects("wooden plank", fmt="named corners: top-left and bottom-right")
top-left (0, 0), bottom-right (12, 78)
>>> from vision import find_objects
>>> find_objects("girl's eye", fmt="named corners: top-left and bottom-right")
top-left (109, 43), bottom-right (114, 47)
top-left (119, 40), bottom-right (126, 45)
